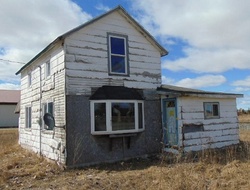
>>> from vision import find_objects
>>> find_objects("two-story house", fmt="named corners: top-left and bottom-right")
top-left (16, 6), bottom-right (168, 167)
top-left (16, 6), bottom-right (243, 167)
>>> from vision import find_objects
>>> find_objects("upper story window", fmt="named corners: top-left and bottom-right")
top-left (42, 102), bottom-right (54, 130)
top-left (204, 102), bottom-right (220, 119)
top-left (25, 106), bottom-right (32, 128)
top-left (45, 60), bottom-right (51, 78)
top-left (27, 73), bottom-right (32, 87)
top-left (108, 34), bottom-right (128, 75)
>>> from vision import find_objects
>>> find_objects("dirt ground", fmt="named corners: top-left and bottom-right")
top-left (1, 128), bottom-right (250, 190)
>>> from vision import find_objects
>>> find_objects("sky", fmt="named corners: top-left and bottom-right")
top-left (0, 0), bottom-right (250, 109)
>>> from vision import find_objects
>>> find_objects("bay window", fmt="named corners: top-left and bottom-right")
top-left (91, 100), bottom-right (144, 135)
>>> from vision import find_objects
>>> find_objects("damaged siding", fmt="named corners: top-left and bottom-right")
top-left (64, 11), bottom-right (161, 95)
top-left (177, 97), bottom-right (239, 152)
top-left (65, 90), bottom-right (162, 167)
top-left (19, 44), bottom-right (66, 163)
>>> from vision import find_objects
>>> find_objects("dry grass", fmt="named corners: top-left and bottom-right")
top-left (238, 114), bottom-right (250, 123)
top-left (1, 128), bottom-right (250, 189)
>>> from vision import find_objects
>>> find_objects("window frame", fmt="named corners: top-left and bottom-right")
top-left (108, 33), bottom-right (129, 76)
top-left (90, 100), bottom-right (144, 135)
top-left (27, 72), bottom-right (32, 87)
top-left (25, 106), bottom-right (32, 128)
top-left (42, 101), bottom-right (54, 130)
top-left (45, 60), bottom-right (51, 79)
top-left (204, 102), bottom-right (220, 119)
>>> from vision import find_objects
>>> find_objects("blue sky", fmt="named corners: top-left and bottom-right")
top-left (0, 0), bottom-right (250, 109)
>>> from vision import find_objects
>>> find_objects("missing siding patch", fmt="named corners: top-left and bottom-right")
top-left (183, 124), bottom-right (204, 133)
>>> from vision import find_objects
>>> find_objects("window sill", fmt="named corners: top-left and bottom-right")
top-left (91, 129), bottom-right (144, 136)
top-left (42, 129), bottom-right (54, 134)
top-left (204, 116), bottom-right (220, 120)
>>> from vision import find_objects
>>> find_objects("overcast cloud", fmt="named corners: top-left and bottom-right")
top-left (0, 0), bottom-right (92, 87)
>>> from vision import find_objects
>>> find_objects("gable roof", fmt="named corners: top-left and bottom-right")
top-left (16, 5), bottom-right (168, 75)
top-left (157, 84), bottom-right (243, 98)
top-left (0, 90), bottom-right (20, 104)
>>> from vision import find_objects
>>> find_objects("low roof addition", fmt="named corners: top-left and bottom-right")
top-left (0, 90), bottom-right (20, 104)
top-left (16, 5), bottom-right (168, 75)
top-left (90, 86), bottom-right (144, 100)
top-left (157, 85), bottom-right (243, 98)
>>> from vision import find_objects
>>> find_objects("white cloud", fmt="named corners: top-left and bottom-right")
top-left (0, 0), bottom-right (92, 84)
top-left (162, 74), bottom-right (226, 89)
top-left (96, 4), bottom-right (111, 12)
top-left (237, 95), bottom-right (250, 110)
top-left (232, 76), bottom-right (250, 87)
top-left (132, 0), bottom-right (250, 73)
top-left (161, 76), bottom-right (175, 84)
top-left (163, 48), bottom-right (250, 73)
top-left (0, 83), bottom-right (20, 90)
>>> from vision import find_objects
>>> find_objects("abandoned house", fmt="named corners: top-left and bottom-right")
top-left (16, 6), bottom-right (242, 167)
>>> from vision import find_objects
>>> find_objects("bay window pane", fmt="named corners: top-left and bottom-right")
top-left (94, 103), bottom-right (106, 131)
top-left (112, 103), bottom-right (135, 131)
top-left (138, 103), bottom-right (143, 129)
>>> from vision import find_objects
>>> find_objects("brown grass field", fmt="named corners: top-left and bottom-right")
top-left (1, 120), bottom-right (250, 189)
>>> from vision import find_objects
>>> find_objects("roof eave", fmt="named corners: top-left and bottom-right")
top-left (15, 36), bottom-right (63, 75)
top-left (157, 87), bottom-right (244, 99)
top-left (16, 5), bottom-right (168, 75)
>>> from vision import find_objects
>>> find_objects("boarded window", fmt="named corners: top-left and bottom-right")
top-left (183, 124), bottom-right (204, 133)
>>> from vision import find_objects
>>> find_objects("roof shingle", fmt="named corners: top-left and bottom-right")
top-left (0, 90), bottom-right (20, 103)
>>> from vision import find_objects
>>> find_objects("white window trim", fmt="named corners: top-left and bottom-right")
top-left (27, 72), bottom-right (32, 87)
top-left (90, 100), bottom-right (144, 135)
top-left (42, 100), bottom-right (54, 130)
top-left (204, 102), bottom-right (220, 119)
top-left (25, 106), bottom-right (32, 128)
top-left (108, 34), bottom-right (128, 76)
top-left (45, 60), bottom-right (51, 79)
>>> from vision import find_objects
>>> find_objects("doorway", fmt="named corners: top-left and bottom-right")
top-left (163, 99), bottom-right (178, 146)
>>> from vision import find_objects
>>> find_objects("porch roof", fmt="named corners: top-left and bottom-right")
top-left (157, 85), bottom-right (243, 99)
top-left (90, 86), bottom-right (144, 100)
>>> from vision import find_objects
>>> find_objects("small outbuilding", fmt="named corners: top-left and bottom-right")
top-left (157, 85), bottom-right (243, 152)
top-left (0, 89), bottom-right (20, 128)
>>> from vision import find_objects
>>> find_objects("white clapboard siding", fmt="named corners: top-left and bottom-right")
top-left (184, 140), bottom-right (239, 152)
top-left (175, 96), bottom-right (240, 151)
top-left (19, 44), bottom-right (66, 163)
top-left (64, 11), bottom-right (162, 94)
top-left (204, 123), bottom-right (238, 131)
